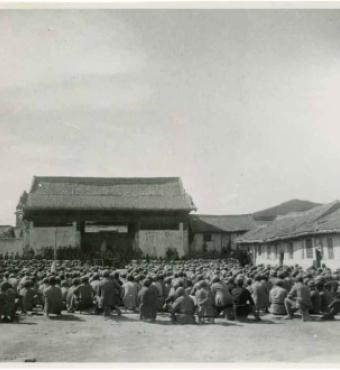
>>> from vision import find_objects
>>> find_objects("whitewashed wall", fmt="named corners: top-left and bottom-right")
top-left (138, 228), bottom-right (188, 258)
top-left (249, 234), bottom-right (340, 270)
top-left (0, 238), bottom-right (24, 256)
top-left (28, 226), bottom-right (80, 252)
top-left (190, 232), bottom-right (241, 253)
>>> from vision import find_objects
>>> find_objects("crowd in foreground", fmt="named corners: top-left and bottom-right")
top-left (0, 259), bottom-right (340, 324)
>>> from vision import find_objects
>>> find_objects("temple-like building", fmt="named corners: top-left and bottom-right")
top-left (20, 176), bottom-right (196, 259)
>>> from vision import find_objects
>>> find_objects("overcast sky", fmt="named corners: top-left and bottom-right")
top-left (1, 9), bottom-right (340, 224)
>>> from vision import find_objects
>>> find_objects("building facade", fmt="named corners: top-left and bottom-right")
top-left (21, 176), bottom-right (196, 259)
top-left (237, 201), bottom-right (340, 270)
top-left (189, 214), bottom-right (258, 256)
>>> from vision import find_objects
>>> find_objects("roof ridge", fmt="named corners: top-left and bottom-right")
top-left (194, 213), bottom-right (252, 217)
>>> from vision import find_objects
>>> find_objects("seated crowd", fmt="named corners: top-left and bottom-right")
top-left (0, 259), bottom-right (340, 324)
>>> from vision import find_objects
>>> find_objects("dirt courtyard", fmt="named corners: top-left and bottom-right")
top-left (1, 312), bottom-right (340, 363)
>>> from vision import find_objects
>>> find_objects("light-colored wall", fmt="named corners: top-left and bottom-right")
top-left (190, 232), bottom-right (241, 253)
top-left (138, 227), bottom-right (188, 258)
top-left (248, 234), bottom-right (340, 270)
top-left (0, 238), bottom-right (24, 256)
top-left (28, 226), bottom-right (80, 253)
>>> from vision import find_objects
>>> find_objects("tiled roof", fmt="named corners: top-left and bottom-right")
top-left (24, 176), bottom-right (196, 212)
top-left (190, 214), bottom-right (257, 233)
top-left (237, 201), bottom-right (340, 243)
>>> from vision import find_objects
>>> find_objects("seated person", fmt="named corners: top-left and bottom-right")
top-left (74, 276), bottom-right (94, 312)
top-left (170, 287), bottom-right (196, 325)
top-left (320, 288), bottom-right (340, 320)
top-left (44, 276), bottom-right (63, 316)
top-left (269, 279), bottom-right (287, 315)
top-left (231, 277), bottom-right (260, 321)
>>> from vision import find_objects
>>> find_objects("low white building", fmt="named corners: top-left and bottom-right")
top-left (236, 201), bottom-right (340, 270)
top-left (189, 214), bottom-right (257, 256)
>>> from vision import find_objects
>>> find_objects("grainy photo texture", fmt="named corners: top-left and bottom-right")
top-left (0, 7), bottom-right (340, 364)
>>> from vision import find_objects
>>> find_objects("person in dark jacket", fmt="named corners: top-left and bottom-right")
top-left (231, 277), bottom-right (260, 321)
top-left (74, 276), bottom-right (94, 312)
top-left (138, 279), bottom-right (158, 322)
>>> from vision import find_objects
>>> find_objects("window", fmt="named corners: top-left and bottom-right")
top-left (203, 233), bottom-right (212, 242)
top-left (258, 245), bottom-right (262, 256)
top-left (305, 239), bottom-right (313, 259)
top-left (327, 237), bottom-right (334, 259)
top-left (287, 242), bottom-right (293, 259)
top-left (266, 245), bottom-right (270, 259)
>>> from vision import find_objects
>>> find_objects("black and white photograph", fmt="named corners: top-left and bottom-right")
top-left (1, 3), bottom-right (340, 364)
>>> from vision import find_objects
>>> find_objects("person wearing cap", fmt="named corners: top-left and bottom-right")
top-left (269, 279), bottom-right (287, 316)
top-left (211, 276), bottom-right (234, 320)
top-left (195, 280), bottom-right (215, 324)
top-left (43, 276), bottom-right (63, 316)
top-left (74, 276), bottom-right (94, 313)
top-left (251, 275), bottom-right (268, 312)
top-left (231, 277), bottom-right (260, 321)
top-left (19, 279), bottom-right (35, 314)
top-left (61, 281), bottom-right (69, 310)
top-left (309, 280), bottom-right (321, 314)
top-left (98, 270), bottom-right (121, 317)
top-left (138, 278), bottom-right (158, 322)
top-left (90, 273), bottom-right (101, 313)
top-left (284, 275), bottom-right (312, 321)
top-left (170, 286), bottom-right (195, 324)
top-left (122, 274), bottom-right (138, 312)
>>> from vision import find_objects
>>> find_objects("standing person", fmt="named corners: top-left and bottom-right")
top-left (170, 287), bottom-right (196, 324)
top-left (252, 275), bottom-right (269, 315)
top-left (122, 275), bottom-right (138, 312)
top-left (196, 280), bottom-right (215, 324)
top-left (284, 276), bottom-right (312, 321)
top-left (44, 276), bottom-right (63, 317)
top-left (138, 279), bottom-right (158, 322)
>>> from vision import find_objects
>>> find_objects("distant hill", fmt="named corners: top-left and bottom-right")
top-left (253, 199), bottom-right (322, 221)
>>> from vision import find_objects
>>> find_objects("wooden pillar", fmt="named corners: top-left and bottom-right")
top-left (73, 221), bottom-right (80, 248)
top-left (129, 222), bottom-right (140, 251)
top-left (179, 221), bottom-right (189, 256)
top-left (77, 221), bottom-right (85, 250)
